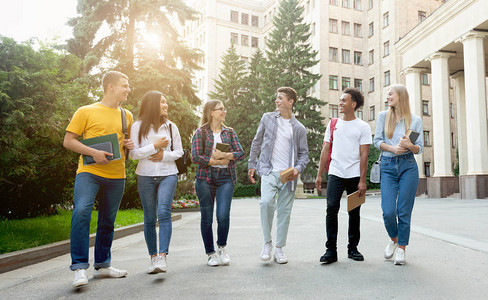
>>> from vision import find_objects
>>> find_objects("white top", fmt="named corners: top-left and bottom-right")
top-left (129, 120), bottom-right (184, 176)
top-left (324, 118), bottom-right (372, 178)
top-left (271, 117), bottom-right (292, 172)
top-left (212, 132), bottom-right (227, 169)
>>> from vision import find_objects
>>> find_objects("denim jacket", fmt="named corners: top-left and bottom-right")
top-left (248, 111), bottom-right (309, 191)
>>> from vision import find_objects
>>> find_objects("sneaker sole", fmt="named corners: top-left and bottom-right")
top-left (394, 260), bottom-right (405, 265)
top-left (384, 253), bottom-right (394, 259)
top-left (274, 257), bottom-right (288, 264)
top-left (260, 255), bottom-right (271, 261)
top-left (148, 267), bottom-right (166, 274)
top-left (72, 280), bottom-right (88, 288)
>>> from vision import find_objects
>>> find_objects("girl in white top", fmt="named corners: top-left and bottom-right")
top-left (129, 91), bottom-right (183, 274)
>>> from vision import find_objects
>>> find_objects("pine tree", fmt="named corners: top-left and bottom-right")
top-left (261, 0), bottom-right (326, 178)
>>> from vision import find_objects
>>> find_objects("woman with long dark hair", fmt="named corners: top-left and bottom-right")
top-left (191, 100), bottom-right (245, 266)
top-left (130, 91), bottom-right (183, 273)
top-left (373, 84), bottom-right (423, 265)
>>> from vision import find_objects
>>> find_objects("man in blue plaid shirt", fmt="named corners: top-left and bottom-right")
top-left (248, 87), bottom-right (309, 264)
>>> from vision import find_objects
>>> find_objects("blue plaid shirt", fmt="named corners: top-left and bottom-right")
top-left (191, 125), bottom-right (245, 184)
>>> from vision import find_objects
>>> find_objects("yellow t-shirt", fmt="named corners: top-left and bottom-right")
top-left (66, 103), bottom-right (134, 179)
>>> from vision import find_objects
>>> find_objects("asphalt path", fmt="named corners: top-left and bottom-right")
top-left (1, 196), bottom-right (487, 299)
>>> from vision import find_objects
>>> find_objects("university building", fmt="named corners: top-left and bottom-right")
top-left (182, 0), bottom-right (487, 199)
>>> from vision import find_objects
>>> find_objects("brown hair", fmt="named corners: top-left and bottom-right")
top-left (137, 91), bottom-right (167, 144)
top-left (277, 87), bottom-right (298, 107)
top-left (102, 71), bottom-right (128, 92)
top-left (385, 84), bottom-right (412, 139)
top-left (200, 100), bottom-right (224, 127)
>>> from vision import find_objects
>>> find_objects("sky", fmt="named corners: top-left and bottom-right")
top-left (0, 0), bottom-right (78, 43)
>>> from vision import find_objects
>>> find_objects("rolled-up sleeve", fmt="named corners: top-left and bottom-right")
top-left (373, 111), bottom-right (386, 150)
top-left (230, 130), bottom-right (245, 162)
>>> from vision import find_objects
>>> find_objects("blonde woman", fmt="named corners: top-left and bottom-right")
top-left (191, 100), bottom-right (245, 266)
top-left (373, 84), bottom-right (423, 265)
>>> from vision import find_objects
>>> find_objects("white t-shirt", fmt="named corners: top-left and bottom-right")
top-left (271, 117), bottom-right (292, 172)
top-left (212, 132), bottom-right (227, 168)
top-left (324, 118), bottom-right (372, 178)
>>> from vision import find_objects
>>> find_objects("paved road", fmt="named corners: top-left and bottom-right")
top-left (1, 196), bottom-right (488, 299)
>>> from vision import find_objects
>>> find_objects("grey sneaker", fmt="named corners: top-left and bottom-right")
top-left (274, 247), bottom-right (288, 264)
top-left (93, 266), bottom-right (128, 278)
top-left (394, 248), bottom-right (406, 265)
top-left (207, 253), bottom-right (219, 267)
top-left (384, 240), bottom-right (399, 259)
top-left (72, 269), bottom-right (88, 288)
top-left (217, 246), bottom-right (230, 265)
top-left (260, 242), bottom-right (272, 261)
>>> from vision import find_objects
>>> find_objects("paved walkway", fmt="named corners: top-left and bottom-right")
top-left (1, 196), bottom-right (487, 299)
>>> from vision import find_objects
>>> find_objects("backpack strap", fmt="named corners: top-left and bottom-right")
top-left (119, 107), bottom-right (129, 161)
top-left (330, 118), bottom-right (338, 143)
top-left (169, 123), bottom-right (174, 151)
top-left (201, 127), bottom-right (207, 155)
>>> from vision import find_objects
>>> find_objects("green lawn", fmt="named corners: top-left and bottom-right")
top-left (0, 209), bottom-right (144, 254)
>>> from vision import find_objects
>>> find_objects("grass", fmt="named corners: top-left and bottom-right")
top-left (0, 209), bottom-right (144, 255)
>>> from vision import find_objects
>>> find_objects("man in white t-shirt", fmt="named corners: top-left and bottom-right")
top-left (315, 87), bottom-right (371, 264)
top-left (248, 87), bottom-right (309, 264)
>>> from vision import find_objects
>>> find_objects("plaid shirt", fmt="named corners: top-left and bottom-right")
top-left (191, 125), bottom-right (245, 184)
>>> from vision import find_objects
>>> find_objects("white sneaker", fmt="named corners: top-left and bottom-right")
top-left (394, 248), bottom-right (406, 265)
top-left (72, 269), bottom-right (88, 288)
top-left (273, 247), bottom-right (288, 264)
top-left (93, 266), bottom-right (128, 278)
top-left (207, 253), bottom-right (220, 267)
top-left (217, 246), bottom-right (230, 265)
top-left (148, 256), bottom-right (166, 274)
top-left (384, 240), bottom-right (399, 259)
top-left (260, 242), bottom-right (272, 261)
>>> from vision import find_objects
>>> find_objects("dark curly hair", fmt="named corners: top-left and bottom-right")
top-left (343, 87), bottom-right (364, 111)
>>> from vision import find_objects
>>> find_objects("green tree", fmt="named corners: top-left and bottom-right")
top-left (261, 0), bottom-right (326, 179)
top-left (0, 36), bottom-right (92, 218)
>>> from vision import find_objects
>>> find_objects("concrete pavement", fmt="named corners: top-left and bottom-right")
top-left (1, 196), bottom-right (487, 299)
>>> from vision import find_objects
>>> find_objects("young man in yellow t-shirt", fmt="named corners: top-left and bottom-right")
top-left (63, 71), bottom-right (134, 288)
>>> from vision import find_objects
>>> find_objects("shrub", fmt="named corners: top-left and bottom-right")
top-left (233, 183), bottom-right (258, 197)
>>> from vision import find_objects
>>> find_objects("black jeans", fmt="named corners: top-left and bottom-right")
top-left (325, 175), bottom-right (361, 251)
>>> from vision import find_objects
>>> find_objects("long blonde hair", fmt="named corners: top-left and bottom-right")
top-left (385, 84), bottom-right (412, 139)
top-left (200, 100), bottom-right (230, 130)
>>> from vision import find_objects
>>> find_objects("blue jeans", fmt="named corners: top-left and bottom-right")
top-left (70, 172), bottom-right (125, 271)
top-left (380, 153), bottom-right (419, 246)
top-left (137, 174), bottom-right (178, 255)
top-left (195, 168), bottom-right (234, 254)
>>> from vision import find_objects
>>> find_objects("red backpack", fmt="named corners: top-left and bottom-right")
top-left (325, 118), bottom-right (338, 173)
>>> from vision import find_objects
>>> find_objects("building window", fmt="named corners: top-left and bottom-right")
top-left (306, 0), bottom-right (311, 14)
top-left (251, 15), bottom-right (259, 27)
top-left (451, 132), bottom-right (455, 148)
top-left (342, 77), bottom-right (351, 90)
top-left (450, 103), bottom-right (454, 118)
top-left (342, 21), bottom-right (351, 35)
top-left (424, 162), bottom-right (431, 177)
top-left (241, 13), bottom-right (249, 25)
top-left (369, 50), bottom-right (374, 64)
top-left (354, 78), bottom-right (363, 92)
top-left (329, 19), bottom-right (338, 33)
top-left (329, 75), bottom-right (339, 90)
top-left (264, 15), bottom-right (267, 24)
top-left (384, 70), bottom-right (390, 86)
top-left (369, 77), bottom-right (375, 92)
top-left (369, 22), bottom-right (374, 37)
top-left (230, 10), bottom-right (238, 23)
top-left (342, 0), bottom-right (350, 8)
top-left (418, 11), bottom-right (427, 23)
top-left (241, 35), bottom-right (249, 46)
top-left (354, 23), bottom-right (362, 37)
top-left (342, 49), bottom-right (351, 63)
top-left (384, 41), bottom-right (390, 56)
top-left (231, 32), bottom-right (238, 44)
top-left (354, 51), bottom-right (362, 65)
top-left (311, 22), bottom-right (316, 37)
top-left (422, 100), bottom-right (429, 115)
top-left (355, 109), bottom-right (363, 120)
top-left (354, 0), bottom-right (361, 10)
top-left (251, 37), bottom-right (258, 48)
top-left (368, 0), bottom-right (373, 10)
top-left (421, 73), bottom-right (429, 85)
top-left (384, 100), bottom-right (389, 109)
top-left (330, 0), bottom-right (338, 5)
top-left (383, 12), bottom-right (389, 28)
top-left (329, 47), bottom-right (338, 62)
top-left (330, 104), bottom-right (339, 118)
top-left (424, 131), bottom-right (430, 146)
top-left (369, 105), bottom-right (375, 120)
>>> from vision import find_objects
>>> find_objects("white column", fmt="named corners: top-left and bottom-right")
top-left (402, 67), bottom-right (425, 178)
top-left (451, 72), bottom-right (468, 176)
top-left (426, 52), bottom-right (454, 177)
top-left (458, 31), bottom-right (488, 175)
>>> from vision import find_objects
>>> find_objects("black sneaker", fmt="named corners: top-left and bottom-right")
top-left (348, 248), bottom-right (364, 261)
top-left (319, 249), bottom-right (338, 264)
